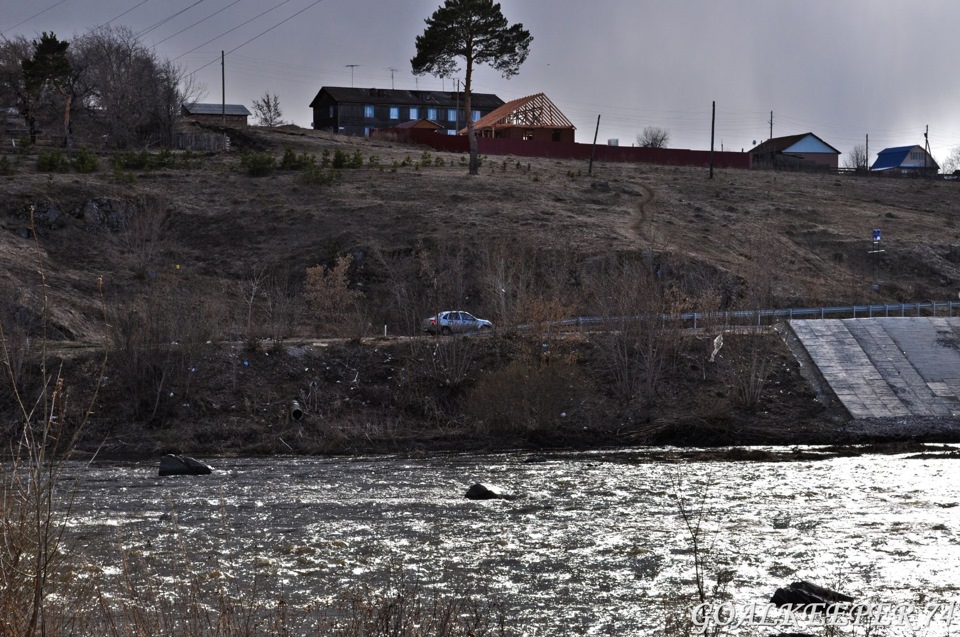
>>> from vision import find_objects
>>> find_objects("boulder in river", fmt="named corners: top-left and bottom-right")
top-left (770, 581), bottom-right (854, 611)
top-left (159, 454), bottom-right (213, 476)
top-left (465, 483), bottom-right (515, 500)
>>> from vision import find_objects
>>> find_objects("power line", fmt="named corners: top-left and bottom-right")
top-left (102, 0), bottom-right (150, 28)
top-left (1, 0), bottom-right (69, 36)
top-left (188, 0), bottom-right (324, 76)
top-left (136, 0), bottom-right (207, 38)
top-left (175, 0), bottom-right (294, 62)
top-left (151, 0), bottom-right (243, 48)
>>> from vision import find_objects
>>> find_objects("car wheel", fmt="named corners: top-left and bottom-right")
top-left (440, 326), bottom-right (452, 336)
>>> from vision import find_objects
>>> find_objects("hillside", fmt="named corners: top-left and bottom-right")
top-left (1, 126), bottom-right (959, 455)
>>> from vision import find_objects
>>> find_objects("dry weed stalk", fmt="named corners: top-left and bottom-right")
top-left (0, 207), bottom-right (108, 637)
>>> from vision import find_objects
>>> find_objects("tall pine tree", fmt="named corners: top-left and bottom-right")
top-left (412, 0), bottom-right (532, 176)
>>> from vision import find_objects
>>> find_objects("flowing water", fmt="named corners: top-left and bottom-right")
top-left (62, 447), bottom-right (960, 635)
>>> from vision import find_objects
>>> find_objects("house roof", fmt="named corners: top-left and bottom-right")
top-left (308, 86), bottom-right (504, 110)
top-left (394, 118), bottom-right (445, 130)
top-left (462, 92), bottom-right (575, 135)
top-left (182, 103), bottom-right (251, 116)
top-left (871, 145), bottom-right (939, 171)
top-left (749, 132), bottom-right (840, 155)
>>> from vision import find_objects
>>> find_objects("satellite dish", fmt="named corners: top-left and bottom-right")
top-left (752, 140), bottom-right (757, 146)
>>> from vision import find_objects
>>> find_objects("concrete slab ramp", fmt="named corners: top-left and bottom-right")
top-left (788, 318), bottom-right (960, 419)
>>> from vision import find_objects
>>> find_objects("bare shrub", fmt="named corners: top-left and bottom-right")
top-left (720, 330), bottom-right (776, 411)
top-left (114, 196), bottom-right (170, 279)
top-left (0, 210), bottom-right (107, 636)
top-left (585, 257), bottom-right (684, 408)
top-left (108, 281), bottom-right (218, 423)
top-left (306, 255), bottom-right (365, 338)
top-left (468, 358), bottom-right (580, 436)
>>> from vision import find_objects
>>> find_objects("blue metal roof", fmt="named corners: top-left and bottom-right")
top-left (871, 146), bottom-right (914, 171)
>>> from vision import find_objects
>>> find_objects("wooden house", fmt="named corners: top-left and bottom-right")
top-left (181, 103), bottom-right (252, 127)
top-left (749, 133), bottom-right (840, 169)
top-left (309, 87), bottom-right (504, 137)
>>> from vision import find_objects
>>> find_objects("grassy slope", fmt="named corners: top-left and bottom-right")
top-left (2, 127), bottom-right (959, 454)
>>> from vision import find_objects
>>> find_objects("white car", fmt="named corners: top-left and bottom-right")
top-left (422, 311), bottom-right (493, 335)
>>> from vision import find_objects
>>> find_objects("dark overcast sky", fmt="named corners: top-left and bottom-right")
top-left (4, 0), bottom-right (960, 163)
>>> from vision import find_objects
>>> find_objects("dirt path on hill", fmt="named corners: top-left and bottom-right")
top-left (631, 183), bottom-right (657, 243)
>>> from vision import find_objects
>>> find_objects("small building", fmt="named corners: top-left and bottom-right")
top-left (870, 145), bottom-right (940, 176)
top-left (181, 103), bottom-right (252, 127)
top-left (749, 132), bottom-right (840, 169)
top-left (309, 87), bottom-right (504, 137)
top-left (394, 118), bottom-right (445, 131)
top-left (463, 92), bottom-right (575, 143)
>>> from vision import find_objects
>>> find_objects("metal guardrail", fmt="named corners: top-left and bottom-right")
top-left (548, 301), bottom-right (960, 331)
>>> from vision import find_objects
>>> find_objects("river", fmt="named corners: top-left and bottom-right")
top-left (61, 446), bottom-right (960, 635)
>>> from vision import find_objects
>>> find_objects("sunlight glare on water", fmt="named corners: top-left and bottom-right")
top-left (62, 447), bottom-right (960, 635)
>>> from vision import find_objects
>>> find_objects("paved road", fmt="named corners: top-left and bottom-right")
top-left (789, 317), bottom-right (960, 419)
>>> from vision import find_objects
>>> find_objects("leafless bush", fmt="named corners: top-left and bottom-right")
top-left (108, 281), bottom-right (218, 422)
top-left (585, 257), bottom-right (684, 407)
top-left (724, 330), bottom-right (776, 411)
top-left (114, 196), bottom-right (170, 279)
top-left (1, 209), bottom-right (107, 637)
top-left (468, 358), bottom-right (580, 436)
top-left (306, 255), bottom-right (365, 338)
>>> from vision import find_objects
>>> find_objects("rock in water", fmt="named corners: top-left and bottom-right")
top-left (159, 454), bottom-right (213, 476)
top-left (465, 483), bottom-right (500, 500)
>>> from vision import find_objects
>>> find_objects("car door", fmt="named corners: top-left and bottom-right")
top-left (460, 312), bottom-right (477, 332)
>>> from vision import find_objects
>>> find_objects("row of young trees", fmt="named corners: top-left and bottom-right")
top-left (0, 26), bottom-right (202, 150)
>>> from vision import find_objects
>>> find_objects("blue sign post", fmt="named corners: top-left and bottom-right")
top-left (873, 229), bottom-right (881, 242)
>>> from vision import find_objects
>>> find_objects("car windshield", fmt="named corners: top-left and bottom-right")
top-left (461, 313), bottom-right (475, 321)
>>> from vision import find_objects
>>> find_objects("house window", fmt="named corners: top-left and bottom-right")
top-left (363, 126), bottom-right (371, 137)
top-left (409, 107), bottom-right (419, 120)
top-left (364, 104), bottom-right (375, 118)
top-left (328, 106), bottom-right (334, 118)
top-left (471, 110), bottom-right (480, 122)
top-left (389, 106), bottom-right (399, 119)
top-left (427, 107), bottom-right (438, 121)
top-left (523, 129), bottom-right (534, 141)
top-left (447, 108), bottom-right (457, 122)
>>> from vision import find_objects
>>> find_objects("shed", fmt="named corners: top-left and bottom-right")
top-left (463, 92), bottom-right (575, 143)
top-left (870, 145), bottom-right (939, 176)
top-left (181, 103), bottom-right (252, 127)
top-left (749, 132), bottom-right (840, 169)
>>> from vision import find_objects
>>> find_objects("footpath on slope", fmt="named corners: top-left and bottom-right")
top-left (788, 317), bottom-right (960, 439)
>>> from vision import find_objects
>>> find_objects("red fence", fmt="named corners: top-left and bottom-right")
top-left (374, 128), bottom-right (752, 169)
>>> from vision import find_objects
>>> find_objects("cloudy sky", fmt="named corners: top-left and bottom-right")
top-left (4, 0), bottom-right (960, 164)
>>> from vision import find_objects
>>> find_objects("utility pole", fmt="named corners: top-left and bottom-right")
top-left (588, 114), bottom-right (600, 176)
top-left (924, 125), bottom-right (931, 177)
top-left (769, 110), bottom-right (773, 140)
top-left (345, 64), bottom-right (359, 87)
top-left (221, 50), bottom-right (225, 127)
top-left (455, 78), bottom-right (460, 132)
top-left (865, 133), bottom-right (869, 171)
top-left (709, 100), bottom-right (716, 179)
top-left (388, 67), bottom-right (398, 90)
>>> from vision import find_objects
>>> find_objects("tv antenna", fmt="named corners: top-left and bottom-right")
top-left (387, 67), bottom-right (398, 89)
top-left (345, 64), bottom-right (360, 87)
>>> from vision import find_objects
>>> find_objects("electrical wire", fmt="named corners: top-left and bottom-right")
top-left (187, 0), bottom-right (324, 75)
top-left (1, 0), bottom-right (69, 36)
top-left (102, 0), bottom-right (150, 28)
top-left (175, 0), bottom-right (293, 61)
top-left (137, 0), bottom-right (207, 38)
top-left (151, 0), bottom-right (244, 48)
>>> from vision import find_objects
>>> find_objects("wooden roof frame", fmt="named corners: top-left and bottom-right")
top-left (459, 92), bottom-right (574, 135)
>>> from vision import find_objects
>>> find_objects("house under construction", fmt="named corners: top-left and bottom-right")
top-left (460, 92), bottom-right (575, 143)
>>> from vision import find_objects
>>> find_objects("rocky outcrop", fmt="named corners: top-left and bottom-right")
top-left (159, 454), bottom-right (213, 476)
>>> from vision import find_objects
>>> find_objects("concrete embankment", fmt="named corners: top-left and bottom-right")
top-left (788, 318), bottom-right (960, 427)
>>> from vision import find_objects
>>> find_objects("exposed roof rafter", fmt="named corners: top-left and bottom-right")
top-left (461, 92), bottom-right (574, 135)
